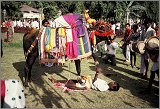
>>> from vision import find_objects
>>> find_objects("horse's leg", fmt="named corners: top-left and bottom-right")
top-left (24, 54), bottom-right (37, 87)
top-left (74, 59), bottom-right (81, 76)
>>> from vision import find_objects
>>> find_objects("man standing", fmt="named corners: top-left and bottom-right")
top-left (139, 18), bottom-right (156, 79)
top-left (123, 23), bottom-right (132, 65)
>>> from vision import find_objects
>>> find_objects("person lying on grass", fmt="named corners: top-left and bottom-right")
top-left (48, 66), bottom-right (120, 92)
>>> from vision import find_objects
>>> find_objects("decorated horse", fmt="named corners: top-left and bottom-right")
top-left (23, 12), bottom-right (114, 87)
top-left (23, 13), bottom-right (92, 87)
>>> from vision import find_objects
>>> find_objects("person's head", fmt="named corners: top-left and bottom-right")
top-left (110, 21), bottom-right (114, 25)
top-left (108, 82), bottom-right (120, 91)
top-left (96, 65), bottom-right (102, 73)
top-left (42, 19), bottom-right (49, 27)
top-left (9, 18), bottom-right (12, 21)
top-left (35, 18), bottom-right (38, 21)
top-left (132, 24), bottom-right (138, 32)
top-left (146, 18), bottom-right (153, 28)
top-left (126, 23), bottom-right (130, 29)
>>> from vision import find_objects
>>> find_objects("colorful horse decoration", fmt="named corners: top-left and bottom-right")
top-left (84, 9), bottom-right (96, 25)
top-left (39, 13), bottom-right (92, 64)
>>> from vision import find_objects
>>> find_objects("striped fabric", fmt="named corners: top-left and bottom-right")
top-left (38, 13), bottom-right (92, 64)
top-left (38, 27), bottom-right (60, 64)
top-left (54, 13), bottom-right (92, 60)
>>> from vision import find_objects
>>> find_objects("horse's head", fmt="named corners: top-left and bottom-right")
top-left (88, 20), bottom-right (116, 45)
top-left (92, 20), bottom-right (114, 37)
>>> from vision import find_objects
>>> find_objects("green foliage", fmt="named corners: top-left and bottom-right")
top-left (114, 1), bottom-right (126, 21)
top-left (74, 2), bottom-right (85, 14)
top-left (1, 1), bottom-right (159, 22)
top-left (143, 1), bottom-right (159, 22)
top-left (1, 1), bottom-right (22, 20)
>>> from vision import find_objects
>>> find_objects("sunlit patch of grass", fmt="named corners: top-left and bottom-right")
top-left (3, 41), bottom-right (23, 48)
top-left (1, 32), bottom-right (24, 48)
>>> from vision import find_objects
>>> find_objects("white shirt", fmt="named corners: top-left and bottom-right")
top-left (111, 24), bottom-right (116, 34)
top-left (116, 22), bottom-right (120, 30)
top-left (17, 20), bottom-right (21, 27)
top-left (107, 42), bottom-right (118, 55)
top-left (13, 21), bottom-right (17, 27)
top-left (144, 26), bottom-right (156, 42)
top-left (31, 21), bottom-right (39, 29)
top-left (92, 78), bottom-right (109, 91)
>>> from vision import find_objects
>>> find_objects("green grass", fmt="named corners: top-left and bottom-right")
top-left (1, 33), bottom-right (159, 108)
top-left (2, 33), bottom-right (23, 48)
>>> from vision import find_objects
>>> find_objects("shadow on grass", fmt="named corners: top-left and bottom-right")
top-left (88, 54), bottom-right (159, 107)
top-left (97, 62), bottom-right (159, 108)
top-left (12, 58), bottom-right (159, 108)
top-left (12, 60), bottom-right (79, 108)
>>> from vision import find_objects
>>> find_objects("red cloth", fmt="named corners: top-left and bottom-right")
top-left (1, 80), bottom-right (5, 100)
top-left (53, 82), bottom-right (88, 93)
top-left (5, 21), bottom-right (10, 27)
top-left (125, 29), bottom-right (132, 38)
top-left (124, 28), bottom-right (132, 44)
top-left (89, 31), bottom-right (95, 45)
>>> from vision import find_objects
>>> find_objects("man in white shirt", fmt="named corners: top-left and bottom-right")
top-left (110, 21), bottom-right (116, 34)
top-left (139, 18), bottom-right (156, 79)
top-left (103, 36), bottom-right (118, 66)
top-left (49, 66), bottom-right (120, 92)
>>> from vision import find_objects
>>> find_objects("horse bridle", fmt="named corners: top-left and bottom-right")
top-left (25, 28), bottom-right (44, 59)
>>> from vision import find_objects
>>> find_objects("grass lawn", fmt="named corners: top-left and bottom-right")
top-left (1, 33), bottom-right (159, 108)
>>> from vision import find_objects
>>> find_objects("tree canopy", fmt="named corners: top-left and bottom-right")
top-left (1, 1), bottom-right (159, 23)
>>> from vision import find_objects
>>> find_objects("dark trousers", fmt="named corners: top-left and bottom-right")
top-left (105, 54), bottom-right (116, 66)
top-left (74, 59), bottom-right (81, 76)
top-left (122, 43), bottom-right (126, 59)
top-left (148, 69), bottom-right (159, 90)
top-left (130, 51), bottom-right (136, 67)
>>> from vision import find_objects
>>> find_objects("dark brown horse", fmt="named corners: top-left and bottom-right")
top-left (23, 29), bottom-right (40, 87)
